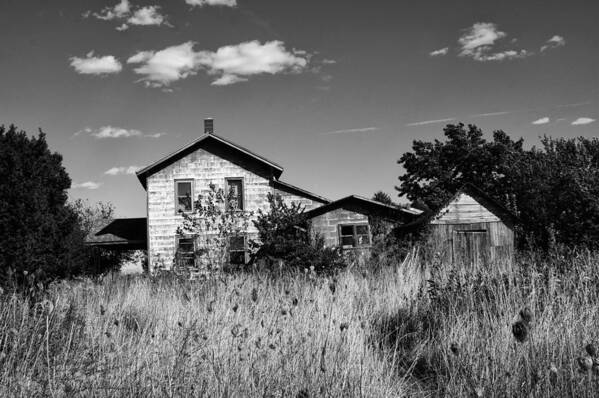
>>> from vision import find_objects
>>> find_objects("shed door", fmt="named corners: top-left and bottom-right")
top-left (452, 230), bottom-right (488, 269)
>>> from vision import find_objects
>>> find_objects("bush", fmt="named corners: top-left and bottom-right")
top-left (251, 193), bottom-right (346, 274)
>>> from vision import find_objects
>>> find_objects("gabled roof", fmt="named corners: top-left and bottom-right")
top-left (402, 183), bottom-right (518, 228)
top-left (273, 179), bottom-right (331, 204)
top-left (136, 133), bottom-right (284, 189)
top-left (302, 195), bottom-right (422, 222)
top-left (85, 218), bottom-right (147, 250)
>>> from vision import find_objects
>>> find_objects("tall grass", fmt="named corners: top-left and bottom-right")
top-left (1, 250), bottom-right (599, 397)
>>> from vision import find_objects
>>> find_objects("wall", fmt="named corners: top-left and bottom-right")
top-left (309, 208), bottom-right (369, 247)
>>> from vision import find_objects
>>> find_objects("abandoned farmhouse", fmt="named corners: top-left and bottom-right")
top-left (88, 119), bottom-right (516, 271)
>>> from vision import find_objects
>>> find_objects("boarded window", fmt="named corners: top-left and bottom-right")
top-left (339, 224), bottom-right (371, 248)
top-left (226, 178), bottom-right (244, 210)
top-left (176, 180), bottom-right (193, 213)
top-left (177, 237), bottom-right (195, 267)
top-left (229, 235), bottom-right (246, 264)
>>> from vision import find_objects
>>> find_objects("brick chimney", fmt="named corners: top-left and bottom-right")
top-left (204, 118), bottom-right (214, 135)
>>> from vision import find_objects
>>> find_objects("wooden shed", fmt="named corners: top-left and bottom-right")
top-left (402, 184), bottom-right (517, 270)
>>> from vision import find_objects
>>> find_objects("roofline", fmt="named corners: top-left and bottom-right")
top-left (303, 194), bottom-right (420, 220)
top-left (135, 133), bottom-right (284, 188)
top-left (95, 217), bottom-right (147, 236)
top-left (273, 179), bottom-right (331, 204)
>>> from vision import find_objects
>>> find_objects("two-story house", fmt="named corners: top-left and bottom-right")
top-left (89, 119), bottom-right (420, 271)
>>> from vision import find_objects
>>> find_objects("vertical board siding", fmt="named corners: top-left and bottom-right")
top-left (432, 193), bottom-right (501, 224)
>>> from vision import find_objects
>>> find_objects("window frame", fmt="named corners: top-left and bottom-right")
top-left (225, 177), bottom-right (245, 211)
top-left (176, 236), bottom-right (196, 267)
top-left (338, 223), bottom-right (372, 249)
top-left (175, 179), bottom-right (194, 215)
top-left (228, 234), bottom-right (247, 265)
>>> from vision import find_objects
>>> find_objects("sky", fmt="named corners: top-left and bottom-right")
top-left (0, 0), bottom-right (597, 217)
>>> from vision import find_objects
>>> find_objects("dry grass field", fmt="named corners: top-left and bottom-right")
top-left (1, 250), bottom-right (599, 397)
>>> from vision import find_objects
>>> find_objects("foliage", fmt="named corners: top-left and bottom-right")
top-left (176, 183), bottom-right (253, 272)
top-left (0, 125), bottom-right (82, 290)
top-left (252, 193), bottom-right (345, 274)
top-left (397, 123), bottom-right (599, 250)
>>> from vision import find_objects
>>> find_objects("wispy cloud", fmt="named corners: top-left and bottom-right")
top-left (429, 47), bottom-right (449, 57)
top-left (69, 52), bottom-right (122, 75)
top-left (76, 126), bottom-right (166, 139)
top-left (127, 40), bottom-right (310, 87)
top-left (406, 118), bottom-right (455, 126)
top-left (458, 22), bottom-right (529, 61)
top-left (105, 166), bottom-right (140, 175)
top-left (556, 101), bottom-right (591, 108)
top-left (320, 127), bottom-right (378, 135)
top-left (532, 117), bottom-right (550, 125)
top-left (470, 111), bottom-right (511, 118)
top-left (85, 0), bottom-right (169, 30)
top-left (72, 181), bottom-right (102, 190)
top-left (185, 0), bottom-right (237, 7)
top-left (571, 117), bottom-right (596, 126)
top-left (541, 35), bottom-right (566, 52)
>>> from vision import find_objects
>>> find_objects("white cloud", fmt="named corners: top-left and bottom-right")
top-left (571, 117), bottom-right (596, 125)
top-left (185, 0), bottom-right (237, 7)
top-left (80, 126), bottom-right (166, 139)
top-left (90, 0), bottom-right (130, 20)
top-left (321, 59), bottom-right (337, 65)
top-left (86, 0), bottom-right (168, 30)
top-left (128, 40), bottom-right (310, 87)
top-left (541, 35), bottom-right (566, 52)
top-left (105, 166), bottom-right (140, 175)
top-left (127, 6), bottom-right (166, 26)
top-left (532, 117), bottom-right (550, 125)
top-left (70, 52), bottom-right (122, 75)
top-left (429, 47), bottom-right (449, 57)
top-left (458, 22), bottom-right (529, 61)
top-left (321, 127), bottom-right (378, 135)
top-left (406, 118), bottom-right (455, 126)
top-left (72, 181), bottom-right (102, 190)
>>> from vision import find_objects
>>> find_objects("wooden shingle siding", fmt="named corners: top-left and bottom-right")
top-left (432, 193), bottom-right (500, 224)
top-left (147, 147), bottom-right (273, 270)
top-left (309, 209), bottom-right (368, 247)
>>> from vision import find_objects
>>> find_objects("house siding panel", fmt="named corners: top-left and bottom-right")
top-left (309, 209), bottom-right (369, 247)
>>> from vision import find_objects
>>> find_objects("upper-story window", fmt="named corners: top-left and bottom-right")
top-left (176, 180), bottom-right (193, 213)
top-left (339, 224), bottom-right (371, 249)
top-left (226, 178), bottom-right (244, 211)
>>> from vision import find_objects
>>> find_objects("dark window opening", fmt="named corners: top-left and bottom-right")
top-left (339, 224), bottom-right (371, 249)
top-left (177, 237), bottom-right (195, 267)
top-left (226, 178), bottom-right (244, 211)
top-left (176, 180), bottom-right (193, 213)
top-left (229, 235), bottom-right (246, 264)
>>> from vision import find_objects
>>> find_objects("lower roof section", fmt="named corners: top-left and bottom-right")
top-left (302, 195), bottom-right (422, 222)
top-left (85, 217), bottom-right (147, 250)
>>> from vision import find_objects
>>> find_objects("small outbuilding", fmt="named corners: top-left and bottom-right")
top-left (401, 184), bottom-right (517, 270)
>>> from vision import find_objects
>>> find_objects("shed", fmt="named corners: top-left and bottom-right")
top-left (402, 184), bottom-right (516, 270)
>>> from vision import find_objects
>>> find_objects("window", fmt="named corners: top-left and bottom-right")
top-left (339, 224), bottom-right (371, 249)
top-left (226, 178), bottom-right (244, 210)
top-left (176, 180), bottom-right (193, 213)
top-left (177, 237), bottom-right (195, 267)
top-left (229, 235), bottom-right (246, 265)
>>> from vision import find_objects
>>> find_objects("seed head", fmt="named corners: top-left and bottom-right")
top-left (292, 298), bottom-right (299, 306)
top-left (232, 303), bottom-right (239, 313)
top-left (100, 305), bottom-right (105, 316)
top-left (519, 307), bottom-right (533, 325)
top-left (231, 324), bottom-right (241, 337)
top-left (585, 343), bottom-right (597, 357)
top-left (450, 342), bottom-right (459, 356)
top-left (511, 320), bottom-right (528, 343)
top-left (339, 322), bottom-right (349, 332)
top-left (113, 319), bottom-right (120, 327)
top-left (577, 356), bottom-right (593, 372)
top-left (251, 288), bottom-right (258, 303)
top-left (329, 282), bottom-right (336, 295)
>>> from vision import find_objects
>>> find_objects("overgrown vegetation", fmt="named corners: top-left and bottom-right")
top-left (1, 251), bottom-right (599, 397)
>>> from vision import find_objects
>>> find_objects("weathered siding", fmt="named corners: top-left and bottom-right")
top-left (309, 209), bottom-right (369, 247)
top-left (147, 147), bottom-right (273, 270)
top-left (274, 187), bottom-right (324, 211)
top-left (432, 193), bottom-right (500, 224)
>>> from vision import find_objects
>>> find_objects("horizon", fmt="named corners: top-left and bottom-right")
top-left (1, 0), bottom-right (597, 217)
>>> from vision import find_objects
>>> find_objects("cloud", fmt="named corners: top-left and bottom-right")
top-left (321, 127), bottom-right (378, 135)
top-left (321, 59), bottom-right (337, 65)
top-left (541, 35), bottom-right (565, 52)
top-left (78, 126), bottom-right (165, 139)
top-left (429, 47), bottom-right (449, 57)
top-left (128, 40), bottom-right (310, 87)
top-left (571, 117), bottom-right (596, 125)
top-left (185, 0), bottom-right (237, 7)
top-left (72, 181), bottom-right (102, 190)
top-left (105, 166), bottom-right (140, 175)
top-left (70, 52), bottom-right (122, 75)
top-left (458, 22), bottom-right (529, 61)
top-left (85, 0), bottom-right (168, 30)
top-left (470, 111), bottom-right (510, 117)
top-left (532, 117), bottom-right (550, 125)
top-left (406, 118), bottom-right (455, 126)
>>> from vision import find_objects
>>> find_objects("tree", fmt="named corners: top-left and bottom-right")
top-left (396, 123), bottom-right (524, 211)
top-left (0, 125), bottom-right (82, 288)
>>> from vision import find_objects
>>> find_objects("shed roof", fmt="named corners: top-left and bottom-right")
top-left (85, 218), bottom-right (147, 250)
top-left (136, 133), bottom-right (284, 189)
top-left (273, 179), bottom-right (331, 204)
top-left (302, 195), bottom-right (422, 222)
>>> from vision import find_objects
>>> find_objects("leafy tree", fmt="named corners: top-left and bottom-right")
top-left (0, 125), bottom-right (82, 288)
top-left (396, 123), bottom-right (524, 211)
